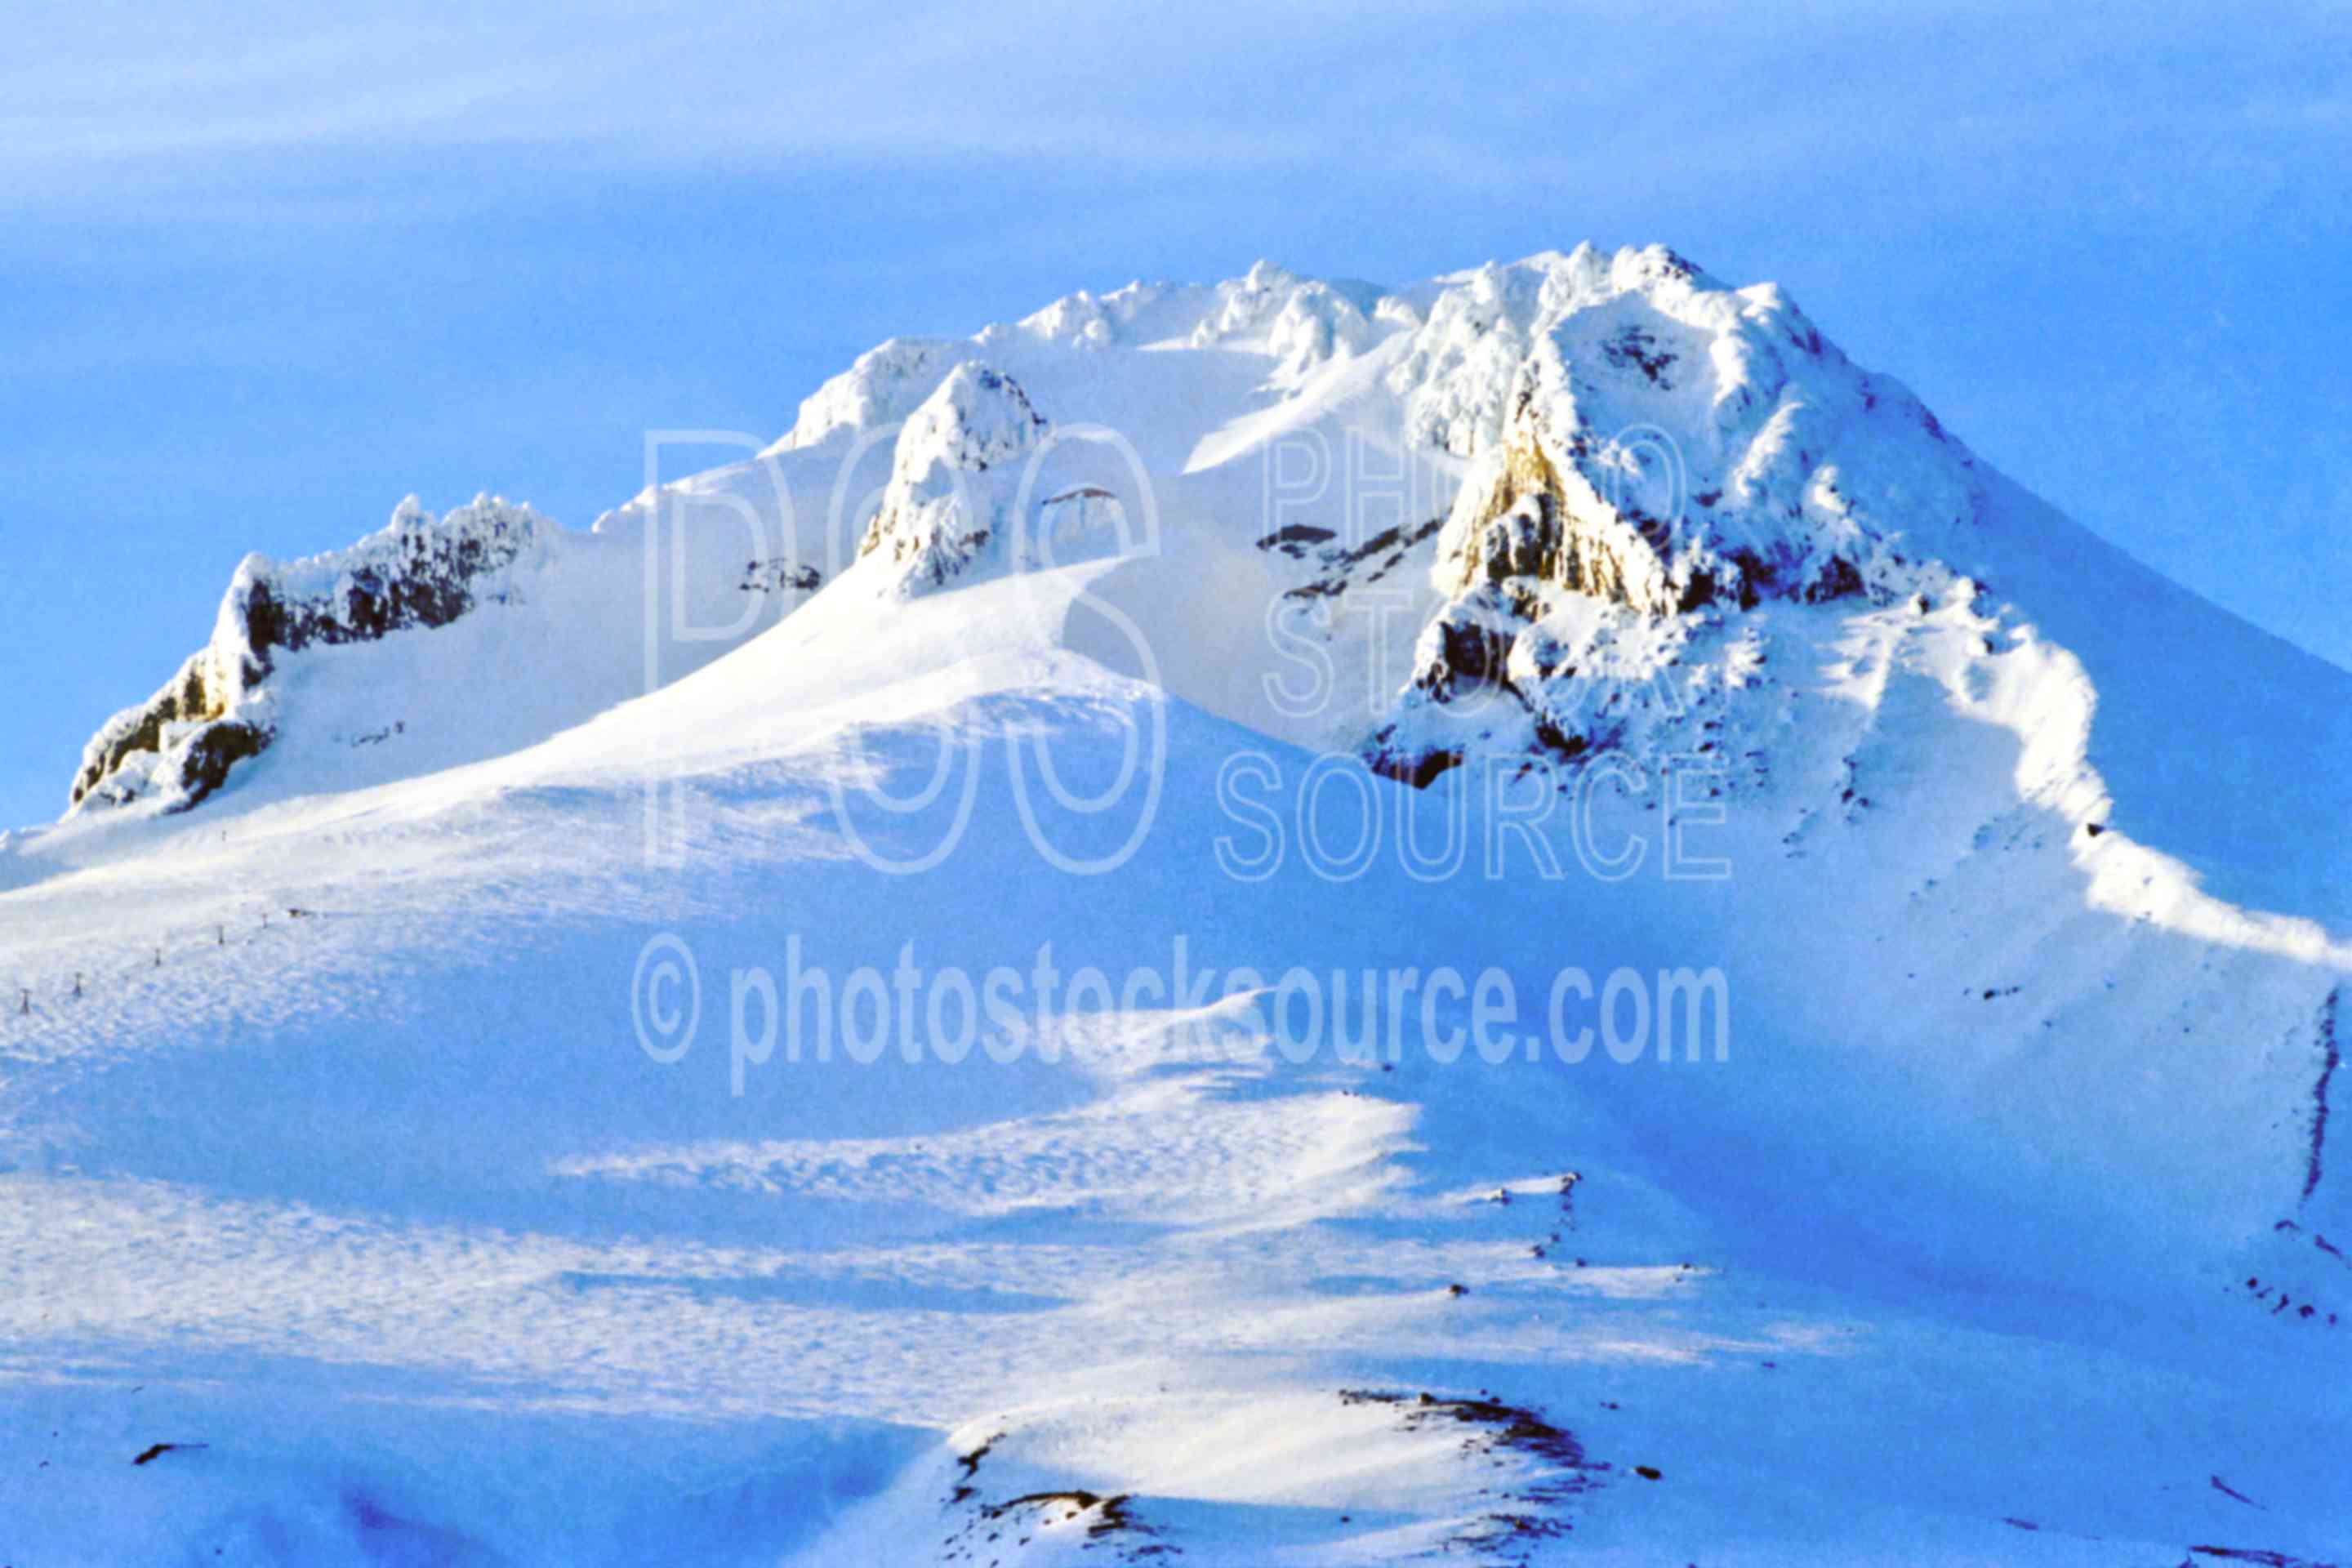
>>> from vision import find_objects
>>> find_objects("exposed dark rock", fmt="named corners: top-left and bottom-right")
top-left (69, 498), bottom-right (541, 813)
top-left (741, 559), bottom-right (822, 595)
top-left (1801, 555), bottom-right (1866, 604)
top-left (1339, 1388), bottom-right (1606, 1561)
top-left (2305, 989), bottom-right (2340, 1207)
top-left (131, 1442), bottom-right (207, 1466)
top-left (1254, 523), bottom-right (1338, 557)
top-left (1366, 742), bottom-right (1463, 790)
top-left (173, 720), bottom-right (272, 813)
top-left (1282, 515), bottom-right (1446, 601)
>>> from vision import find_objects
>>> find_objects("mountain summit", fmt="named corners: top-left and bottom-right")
top-left (7, 247), bottom-right (2351, 1564)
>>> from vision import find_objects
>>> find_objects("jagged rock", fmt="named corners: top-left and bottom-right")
top-left (1444, 432), bottom-right (1677, 614)
top-left (857, 363), bottom-right (1051, 591)
top-left (1369, 247), bottom-right (1984, 784)
top-left (69, 496), bottom-right (547, 813)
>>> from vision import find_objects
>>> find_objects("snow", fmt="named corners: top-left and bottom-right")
top-left (5, 246), bottom-right (2352, 1564)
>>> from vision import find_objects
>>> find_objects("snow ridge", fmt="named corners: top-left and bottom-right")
top-left (69, 495), bottom-right (548, 813)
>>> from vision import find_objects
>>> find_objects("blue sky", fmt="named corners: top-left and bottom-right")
top-left (5, 1), bottom-right (2348, 830)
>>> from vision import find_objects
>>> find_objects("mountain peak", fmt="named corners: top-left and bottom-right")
top-left (857, 362), bottom-right (1051, 593)
top-left (14, 240), bottom-right (2352, 1568)
top-left (898, 360), bottom-right (1047, 476)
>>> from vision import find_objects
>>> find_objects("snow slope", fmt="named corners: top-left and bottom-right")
top-left (4, 247), bottom-right (2350, 1565)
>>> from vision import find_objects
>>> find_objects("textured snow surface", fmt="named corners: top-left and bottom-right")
top-left (7, 247), bottom-right (2352, 1564)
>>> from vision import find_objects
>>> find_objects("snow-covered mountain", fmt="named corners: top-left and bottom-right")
top-left (5, 246), bottom-right (2350, 1565)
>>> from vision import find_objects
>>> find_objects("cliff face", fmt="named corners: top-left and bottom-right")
top-left (70, 497), bottom-right (547, 813)
top-left (1365, 248), bottom-right (1986, 785)
top-left (1442, 432), bottom-right (1678, 613)
top-left (232, 497), bottom-right (540, 659)
top-left (68, 649), bottom-right (268, 815)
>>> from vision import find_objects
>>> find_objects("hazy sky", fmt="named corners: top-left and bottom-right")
top-left (5, 1), bottom-right (2348, 829)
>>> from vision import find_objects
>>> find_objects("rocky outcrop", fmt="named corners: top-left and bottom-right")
top-left (70, 496), bottom-right (547, 813)
top-left (69, 649), bottom-right (265, 813)
top-left (857, 363), bottom-right (1049, 591)
top-left (1444, 432), bottom-right (1679, 614)
top-left (234, 496), bottom-right (539, 657)
top-left (1365, 249), bottom-right (1986, 786)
